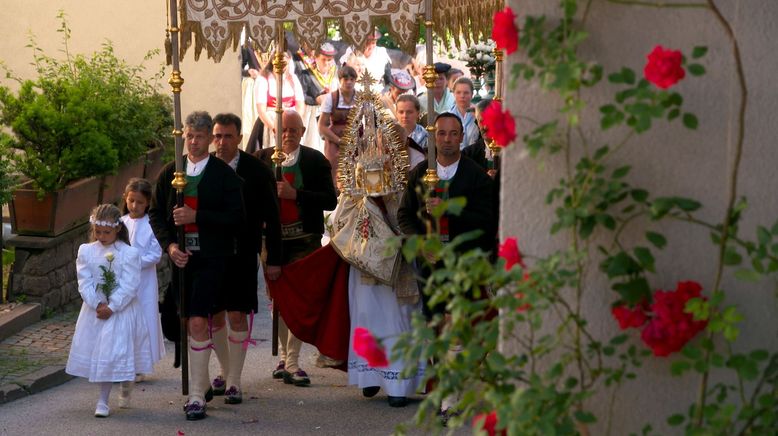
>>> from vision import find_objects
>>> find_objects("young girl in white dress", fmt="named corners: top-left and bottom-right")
top-left (66, 204), bottom-right (153, 417)
top-left (121, 178), bottom-right (165, 375)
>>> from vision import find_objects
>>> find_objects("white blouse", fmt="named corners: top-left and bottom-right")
top-left (76, 240), bottom-right (141, 313)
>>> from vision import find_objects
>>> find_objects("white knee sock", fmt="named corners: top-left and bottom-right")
top-left (211, 325), bottom-right (230, 382)
top-left (189, 337), bottom-right (213, 404)
top-left (98, 382), bottom-right (112, 405)
top-left (226, 330), bottom-right (249, 390)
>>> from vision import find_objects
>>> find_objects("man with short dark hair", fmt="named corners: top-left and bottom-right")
top-left (207, 112), bottom-right (282, 405)
top-left (397, 112), bottom-right (495, 317)
top-left (149, 111), bottom-right (243, 421)
top-left (397, 112), bottom-right (495, 418)
top-left (257, 110), bottom-right (338, 386)
top-left (461, 99), bottom-right (493, 171)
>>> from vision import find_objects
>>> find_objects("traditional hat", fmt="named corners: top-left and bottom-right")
top-left (434, 62), bottom-right (452, 74)
top-left (389, 70), bottom-right (414, 90)
top-left (319, 42), bottom-right (336, 57)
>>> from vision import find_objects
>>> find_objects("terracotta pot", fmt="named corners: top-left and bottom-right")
top-left (9, 177), bottom-right (102, 237)
top-left (100, 157), bottom-right (145, 204)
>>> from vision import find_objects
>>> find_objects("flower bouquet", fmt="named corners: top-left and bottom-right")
top-left (98, 252), bottom-right (117, 301)
top-left (458, 40), bottom-right (497, 79)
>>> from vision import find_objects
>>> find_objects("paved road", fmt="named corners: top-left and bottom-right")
top-left (0, 293), bottom-right (453, 436)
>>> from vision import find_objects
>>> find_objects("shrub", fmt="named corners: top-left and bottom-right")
top-left (0, 12), bottom-right (172, 197)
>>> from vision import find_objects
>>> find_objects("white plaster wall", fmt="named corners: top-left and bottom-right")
top-left (0, 0), bottom-right (240, 122)
top-left (502, 0), bottom-right (777, 433)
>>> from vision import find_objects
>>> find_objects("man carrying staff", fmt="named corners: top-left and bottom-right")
top-left (398, 112), bottom-right (495, 317)
top-left (397, 112), bottom-right (495, 419)
top-left (256, 110), bottom-right (338, 386)
top-left (207, 113), bottom-right (283, 405)
top-left (149, 111), bottom-right (243, 421)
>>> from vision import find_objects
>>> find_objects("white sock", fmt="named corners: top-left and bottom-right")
top-left (98, 382), bottom-right (112, 405)
top-left (226, 330), bottom-right (249, 390)
top-left (189, 337), bottom-right (213, 404)
top-left (211, 326), bottom-right (230, 382)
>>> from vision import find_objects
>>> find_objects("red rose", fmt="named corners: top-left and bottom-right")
top-left (481, 101), bottom-right (517, 147)
top-left (640, 281), bottom-right (707, 356)
top-left (492, 7), bottom-right (519, 55)
top-left (611, 304), bottom-right (648, 330)
top-left (472, 411), bottom-right (506, 436)
top-left (643, 45), bottom-right (686, 89)
top-left (352, 327), bottom-right (389, 367)
top-left (498, 237), bottom-right (525, 270)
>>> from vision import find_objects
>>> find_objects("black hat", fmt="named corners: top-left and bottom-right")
top-left (433, 62), bottom-right (451, 74)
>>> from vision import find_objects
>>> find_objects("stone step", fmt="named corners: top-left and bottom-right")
top-left (0, 303), bottom-right (42, 342)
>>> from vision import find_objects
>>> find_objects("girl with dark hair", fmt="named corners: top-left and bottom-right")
top-left (66, 203), bottom-right (152, 418)
top-left (121, 178), bottom-right (165, 378)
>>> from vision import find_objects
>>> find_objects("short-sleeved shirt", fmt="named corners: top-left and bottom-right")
top-left (255, 73), bottom-right (304, 108)
top-left (321, 91), bottom-right (356, 114)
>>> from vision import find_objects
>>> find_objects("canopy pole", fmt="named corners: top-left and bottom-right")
top-left (167, 0), bottom-right (188, 397)
top-left (421, 0), bottom-right (439, 197)
top-left (486, 48), bottom-right (504, 163)
top-left (269, 24), bottom-right (287, 357)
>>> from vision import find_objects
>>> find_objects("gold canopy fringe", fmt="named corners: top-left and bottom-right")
top-left (168, 0), bottom-right (503, 62)
top-left (434, 0), bottom-right (502, 50)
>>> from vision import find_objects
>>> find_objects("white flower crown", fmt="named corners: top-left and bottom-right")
top-left (89, 216), bottom-right (121, 228)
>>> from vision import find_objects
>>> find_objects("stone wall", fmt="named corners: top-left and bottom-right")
top-left (7, 225), bottom-right (172, 313)
top-left (7, 225), bottom-right (89, 312)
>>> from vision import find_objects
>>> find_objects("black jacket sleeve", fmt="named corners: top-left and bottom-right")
top-left (149, 162), bottom-right (176, 252)
top-left (397, 162), bottom-right (429, 236)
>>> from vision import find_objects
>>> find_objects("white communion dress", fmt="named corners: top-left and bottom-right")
top-left (66, 240), bottom-right (153, 382)
top-left (121, 214), bottom-right (165, 363)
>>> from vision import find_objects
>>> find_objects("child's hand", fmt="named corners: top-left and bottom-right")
top-left (96, 303), bottom-right (114, 320)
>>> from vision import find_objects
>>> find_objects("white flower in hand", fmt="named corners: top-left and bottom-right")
top-left (105, 252), bottom-right (115, 262)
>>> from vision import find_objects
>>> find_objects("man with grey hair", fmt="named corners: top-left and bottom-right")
top-left (149, 111), bottom-right (244, 421)
top-left (257, 110), bottom-right (338, 387)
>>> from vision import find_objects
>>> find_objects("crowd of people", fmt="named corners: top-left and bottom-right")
top-left (65, 31), bottom-right (501, 423)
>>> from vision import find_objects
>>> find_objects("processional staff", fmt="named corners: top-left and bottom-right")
top-left (269, 24), bottom-right (287, 357)
top-left (422, 0), bottom-right (440, 234)
top-left (167, 0), bottom-right (189, 396)
top-left (486, 47), bottom-right (505, 170)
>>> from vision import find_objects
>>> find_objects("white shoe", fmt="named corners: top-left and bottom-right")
top-left (94, 402), bottom-right (110, 418)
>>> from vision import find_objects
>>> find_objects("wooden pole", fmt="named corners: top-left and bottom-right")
top-left (167, 0), bottom-right (188, 396)
top-left (486, 48), bottom-right (505, 168)
top-left (421, 0), bottom-right (439, 197)
top-left (269, 24), bottom-right (288, 357)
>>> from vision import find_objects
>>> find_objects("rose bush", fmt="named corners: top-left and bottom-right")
top-left (480, 100), bottom-right (517, 147)
top-left (643, 45), bottom-right (686, 90)
top-left (393, 2), bottom-right (777, 435)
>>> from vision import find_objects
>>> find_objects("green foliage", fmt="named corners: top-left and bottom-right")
top-left (0, 12), bottom-right (172, 196)
top-left (0, 137), bottom-right (17, 205)
top-left (391, 2), bottom-right (777, 435)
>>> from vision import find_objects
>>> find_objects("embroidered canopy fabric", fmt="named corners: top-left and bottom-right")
top-left (178, 0), bottom-right (502, 61)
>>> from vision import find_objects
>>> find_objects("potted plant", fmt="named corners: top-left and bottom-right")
top-left (0, 14), bottom-right (172, 236)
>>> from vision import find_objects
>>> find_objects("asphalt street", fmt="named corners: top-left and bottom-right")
top-left (0, 292), bottom-right (457, 436)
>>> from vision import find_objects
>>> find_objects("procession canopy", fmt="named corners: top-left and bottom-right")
top-left (176, 0), bottom-right (502, 62)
